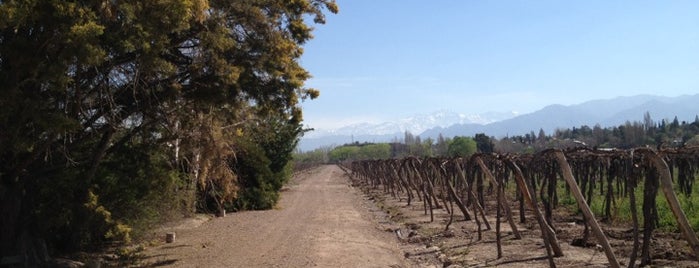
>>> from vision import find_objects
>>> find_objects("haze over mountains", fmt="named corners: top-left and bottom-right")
top-left (298, 94), bottom-right (699, 151)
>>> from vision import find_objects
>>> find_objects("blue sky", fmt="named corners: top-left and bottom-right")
top-left (299, 1), bottom-right (699, 129)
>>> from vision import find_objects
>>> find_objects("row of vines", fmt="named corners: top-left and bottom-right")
top-left (341, 147), bottom-right (699, 268)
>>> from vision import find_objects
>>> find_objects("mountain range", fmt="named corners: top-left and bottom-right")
top-left (298, 94), bottom-right (699, 151)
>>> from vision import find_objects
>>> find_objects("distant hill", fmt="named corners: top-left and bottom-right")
top-left (421, 94), bottom-right (699, 138)
top-left (298, 94), bottom-right (699, 151)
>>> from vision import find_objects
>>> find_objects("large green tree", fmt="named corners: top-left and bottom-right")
top-left (0, 0), bottom-right (336, 260)
top-left (474, 133), bottom-right (494, 153)
top-left (447, 136), bottom-right (477, 157)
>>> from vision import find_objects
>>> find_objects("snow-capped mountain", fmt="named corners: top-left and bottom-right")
top-left (298, 94), bottom-right (699, 151)
top-left (305, 110), bottom-right (518, 138)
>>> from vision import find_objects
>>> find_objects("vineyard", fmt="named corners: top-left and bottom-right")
top-left (341, 147), bottom-right (699, 267)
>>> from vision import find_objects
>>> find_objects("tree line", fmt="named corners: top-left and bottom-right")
top-left (497, 112), bottom-right (699, 153)
top-left (0, 0), bottom-right (337, 262)
top-left (296, 112), bottom-right (699, 163)
top-left (297, 133), bottom-right (486, 163)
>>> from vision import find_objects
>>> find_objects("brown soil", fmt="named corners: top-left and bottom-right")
top-left (140, 165), bottom-right (699, 268)
top-left (354, 175), bottom-right (699, 268)
top-left (140, 165), bottom-right (426, 267)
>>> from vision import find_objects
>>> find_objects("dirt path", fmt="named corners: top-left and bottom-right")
top-left (142, 165), bottom-right (415, 267)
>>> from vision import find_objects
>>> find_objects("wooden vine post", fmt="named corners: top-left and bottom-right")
top-left (641, 149), bottom-right (699, 262)
top-left (444, 171), bottom-right (473, 221)
top-left (505, 159), bottom-right (563, 262)
top-left (454, 161), bottom-right (491, 230)
top-left (344, 147), bottom-right (699, 266)
top-left (474, 156), bottom-right (521, 239)
top-left (553, 151), bottom-right (620, 268)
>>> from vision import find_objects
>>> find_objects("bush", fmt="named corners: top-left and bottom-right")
top-left (229, 139), bottom-right (278, 211)
top-left (34, 142), bottom-right (186, 252)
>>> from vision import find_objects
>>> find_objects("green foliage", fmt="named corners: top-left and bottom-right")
top-left (474, 133), bottom-right (495, 153)
top-left (328, 143), bottom-right (391, 162)
top-left (421, 138), bottom-right (435, 157)
top-left (230, 139), bottom-right (278, 211)
top-left (294, 147), bottom-right (330, 164)
top-left (251, 110), bottom-right (305, 176)
top-left (0, 0), bottom-right (338, 256)
top-left (34, 140), bottom-right (186, 251)
top-left (331, 133), bottom-right (488, 159)
top-left (329, 146), bottom-right (361, 162)
top-left (95, 142), bottom-right (187, 237)
top-left (359, 144), bottom-right (392, 159)
top-left (496, 113), bottom-right (699, 153)
top-left (83, 190), bottom-right (133, 244)
top-left (557, 172), bottom-right (699, 232)
top-left (447, 136), bottom-right (477, 157)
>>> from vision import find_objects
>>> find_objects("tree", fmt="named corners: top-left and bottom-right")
top-left (643, 111), bottom-right (654, 132)
top-left (327, 143), bottom-right (391, 162)
top-left (495, 137), bottom-right (527, 153)
top-left (359, 144), bottom-right (391, 159)
top-left (474, 133), bottom-right (494, 153)
top-left (329, 146), bottom-right (360, 162)
top-left (422, 137), bottom-right (435, 157)
top-left (404, 131), bottom-right (415, 145)
top-left (0, 0), bottom-right (337, 259)
top-left (447, 136), bottom-right (477, 157)
top-left (537, 128), bottom-right (547, 143)
top-left (436, 133), bottom-right (449, 156)
top-left (293, 146), bottom-right (331, 165)
top-left (410, 135), bottom-right (424, 156)
top-left (592, 124), bottom-right (605, 146)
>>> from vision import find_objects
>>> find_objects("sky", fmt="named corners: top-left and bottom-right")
top-left (299, 1), bottom-right (699, 130)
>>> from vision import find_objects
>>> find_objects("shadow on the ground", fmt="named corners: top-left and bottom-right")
top-left (139, 259), bottom-right (179, 267)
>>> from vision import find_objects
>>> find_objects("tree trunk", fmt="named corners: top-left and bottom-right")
top-left (1, 183), bottom-right (22, 257)
top-left (1, 183), bottom-right (50, 266)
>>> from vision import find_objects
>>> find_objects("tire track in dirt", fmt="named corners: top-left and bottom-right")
top-left (143, 165), bottom-right (412, 267)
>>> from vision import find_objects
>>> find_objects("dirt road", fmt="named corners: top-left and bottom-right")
top-left (143, 165), bottom-right (413, 267)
